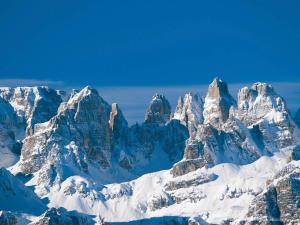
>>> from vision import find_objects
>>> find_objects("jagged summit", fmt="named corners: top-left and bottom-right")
top-left (1, 80), bottom-right (300, 224)
top-left (173, 92), bottom-right (204, 135)
top-left (251, 82), bottom-right (276, 96)
top-left (0, 86), bottom-right (62, 136)
top-left (203, 77), bottom-right (236, 129)
top-left (237, 82), bottom-right (285, 124)
top-left (144, 94), bottom-right (171, 124)
top-left (109, 102), bottom-right (128, 140)
top-left (207, 77), bottom-right (231, 99)
top-left (171, 78), bottom-right (300, 177)
top-left (20, 85), bottom-right (113, 176)
top-left (66, 85), bottom-right (100, 106)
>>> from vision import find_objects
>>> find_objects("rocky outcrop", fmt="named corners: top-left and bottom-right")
top-left (0, 86), bottom-right (62, 136)
top-left (147, 191), bottom-right (175, 211)
top-left (238, 83), bottom-right (283, 125)
top-left (126, 116), bottom-right (188, 172)
top-left (109, 103), bottom-right (128, 141)
top-left (145, 94), bottom-right (171, 125)
top-left (17, 87), bottom-right (188, 192)
top-left (108, 94), bottom-right (188, 173)
top-left (244, 165), bottom-right (300, 225)
top-left (203, 77), bottom-right (236, 129)
top-left (20, 86), bottom-right (113, 176)
top-left (171, 111), bottom-right (261, 177)
top-left (30, 208), bottom-right (95, 225)
top-left (172, 79), bottom-right (300, 177)
top-left (173, 92), bottom-right (204, 135)
top-left (0, 97), bottom-right (21, 167)
top-left (237, 83), bottom-right (298, 152)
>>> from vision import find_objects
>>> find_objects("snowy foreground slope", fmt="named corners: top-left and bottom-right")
top-left (1, 78), bottom-right (300, 224)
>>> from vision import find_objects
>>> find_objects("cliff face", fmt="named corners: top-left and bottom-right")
top-left (16, 87), bottom-right (188, 193)
top-left (171, 78), bottom-right (299, 177)
top-left (20, 86), bottom-right (113, 175)
top-left (0, 97), bottom-right (21, 167)
top-left (203, 77), bottom-right (236, 129)
top-left (144, 94), bottom-right (172, 125)
top-left (174, 92), bottom-right (204, 136)
top-left (0, 86), bottom-right (62, 136)
top-left (244, 165), bottom-right (300, 225)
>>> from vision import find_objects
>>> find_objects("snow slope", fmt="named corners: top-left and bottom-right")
top-left (44, 149), bottom-right (292, 224)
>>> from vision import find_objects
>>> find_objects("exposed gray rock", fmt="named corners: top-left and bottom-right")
top-left (127, 119), bottom-right (188, 168)
top-left (188, 217), bottom-right (211, 225)
top-left (245, 166), bottom-right (300, 225)
top-left (29, 208), bottom-right (95, 225)
top-left (0, 86), bottom-right (62, 137)
top-left (237, 83), bottom-right (298, 152)
top-left (173, 92), bottom-right (204, 135)
top-left (0, 97), bottom-right (21, 167)
top-left (165, 173), bottom-right (217, 191)
top-left (145, 94), bottom-right (171, 125)
top-left (203, 77), bottom-right (236, 129)
top-left (147, 191), bottom-right (175, 211)
top-left (20, 86), bottom-right (112, 175)
top-left (172, 79), bottom-right (300, 177)
top-left (171, 117), bottom-right (261, 177)
top-left (109, 103), bottom-right (128, 142)
top-left (18, 87), bottom-right (188, 192)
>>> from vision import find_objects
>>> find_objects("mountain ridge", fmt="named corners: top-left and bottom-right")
top-left (1, 78), bottom-right (300, 224)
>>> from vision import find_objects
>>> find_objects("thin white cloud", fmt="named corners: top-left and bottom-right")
top-left (0, 79), bottom-right (64, 87)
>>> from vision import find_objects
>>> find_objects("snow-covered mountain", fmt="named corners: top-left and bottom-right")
top-left (0, 78), bottom-right (300, 224)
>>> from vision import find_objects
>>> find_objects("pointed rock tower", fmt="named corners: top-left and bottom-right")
top-left (145, 94), bottom-right (171, 125)
top-left (203, 77), bottom-right (236, 129)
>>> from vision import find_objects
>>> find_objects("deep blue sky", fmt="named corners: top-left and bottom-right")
top-left (0, 0), bottom-right (300, 86)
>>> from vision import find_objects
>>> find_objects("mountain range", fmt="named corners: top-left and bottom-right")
top-left (0, 78), bottom-right (300, 225)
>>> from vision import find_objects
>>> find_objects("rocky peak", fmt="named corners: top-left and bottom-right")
top-left (237, 82), bottom-right (288, 126)
top-left (69, 89), bottom-right (80, 99)
top-left (20, 86), bottom-right (113, 175)
top-left (30, 207), bottom-right (95, 225)
top-left (65, 86), bottom-right (96, 106)
top-left (207, 77), bottom-right (231, 99)
top-left (0, 86), bottom-right (62, 136)
top-left (237, 83), bottom-right (296, 151)
top-left (203, 77), bottom-right (236, 129)
top-left (109, 103), bottom-right (128, 140)
top-left (252, 82), bottom-right (276, 97)
top-left (173, 92), bottom-right (204, 135)
top-left (145, 94), bottom-right (171, 124)
top-left (245, 165), bottom-right (300, 224)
